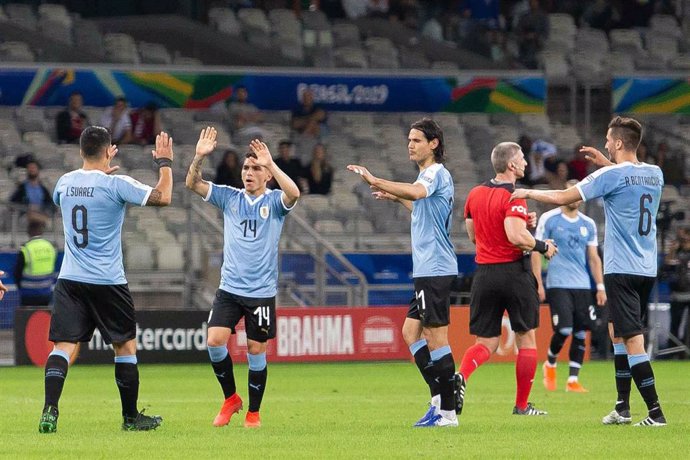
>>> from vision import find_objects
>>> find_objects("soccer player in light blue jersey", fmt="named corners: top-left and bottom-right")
top-left (513, 116), bottom-right (667, 427)
top-left (532, 180), bottom-right (606, 394)
top-left (347, 118), bottom-right (460, 428)
top-left (186, 127), bottom-right (300, 429)
top-left (39, 126), bottom-right (173, 433)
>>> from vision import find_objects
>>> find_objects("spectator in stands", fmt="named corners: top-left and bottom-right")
top-left (56, 91), bottom-right (89, 144)
top-left (637, 140), bottom-right (658, 165)
top-left (10, 160), bottom-right (53, 220)
top-left (14, 220), bottom-right (57, 307)
top-left (99, 96), bottom-right (133, 144)
top-left (215, 148), bottom-right (244, 188)
top-left (290, 88), bottom-right (327, 139)
top-left (663, 226), bottom-right (690, 355)
top-left (527, 139), bottom-right (557, 184)
top-left (305, 143), bottom-right (333, 195)
top-left (271, 140), bottom-right (306, 191)
top-left (457, 0), bottom-right (502, 54)
top-left (547, 160), bottom-right (569, 191)
top-left (567, 144), bottom-right (591, 181)
top-left (515, 0), bottom-right (548, 69)
top-left (130, 102), bottom-right (162, 145)
top-left (659, 141), bottom-right (688, 188)
top-left (227, 85), bottom-right (266, 145)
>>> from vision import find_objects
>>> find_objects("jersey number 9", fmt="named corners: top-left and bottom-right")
top-left (71, 205), bottom-right (89, 248)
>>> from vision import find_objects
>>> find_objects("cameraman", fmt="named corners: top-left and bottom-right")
top-left (663, 226), bottom-right (690, 357)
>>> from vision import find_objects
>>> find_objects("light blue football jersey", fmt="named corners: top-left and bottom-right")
top-left (53, 170), bottom-right (152, 284)
top-left (411, 163), bottom-right (458, 278)
top-left (576, 162), bottom-right (664, 277)
top-left (205, 184), bottom-right (292, 297)
top-left (535, 208), bottom-right (598, 289)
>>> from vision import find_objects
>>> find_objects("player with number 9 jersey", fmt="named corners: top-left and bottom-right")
top-left (54, 171), bottom-right (152, 284)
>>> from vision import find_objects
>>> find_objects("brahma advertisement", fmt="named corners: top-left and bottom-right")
top-left (15, 306), bottom-right (583, 366)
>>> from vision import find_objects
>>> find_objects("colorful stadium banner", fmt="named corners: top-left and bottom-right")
top-left (612, 77), bottom-right (690, 113)
top-left (15, 306), bottom-right (582, 365)
top-left (0, 67), bottom-right (545, 113)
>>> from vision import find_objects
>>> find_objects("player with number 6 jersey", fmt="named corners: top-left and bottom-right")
top-left (186, 127), bottom-right (300, 429)
top-left (40, 126), bottom-right (173, 434)
top-left (512, 116), bottom-right (668, 427)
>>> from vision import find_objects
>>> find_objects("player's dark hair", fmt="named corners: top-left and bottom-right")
top-left (491, 142), bottom-right (522, 173)
top-left (410, 118), bottom-right (445, 163)
top-left (245, 152), bottom-right (258, 160)
top-left (608, 116), bottom-right (642, 152)
top-left (80, 126), bottom-right (111, 158)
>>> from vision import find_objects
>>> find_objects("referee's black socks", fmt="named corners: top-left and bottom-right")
top-left (115, 355), bottom-right (139, 418)
top-left (44, 350), bottom-right (70, 411)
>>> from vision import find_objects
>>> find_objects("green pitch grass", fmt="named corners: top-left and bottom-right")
top-left (1, 361), bottom-right (689, 459)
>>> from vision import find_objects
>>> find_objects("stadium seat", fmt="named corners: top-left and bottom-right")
top-left (5, 3), bottom-right (37, 30)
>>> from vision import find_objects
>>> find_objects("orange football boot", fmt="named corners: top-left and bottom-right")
top-left (213, 393), bottom-right (243, 427)
top-left (566, 381), bottom-right (589, 393)
top-left (244, 411), bottom-right (261, 428)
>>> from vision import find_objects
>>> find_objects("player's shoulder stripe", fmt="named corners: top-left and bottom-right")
top-left (539, 207), bottom-right (562, 223)
top-left (112, 174), bottom-right (150, 189)
top-left (585, 162), bottom-right (629, 180)
top-left (578, 212), bottom-right (597, 226)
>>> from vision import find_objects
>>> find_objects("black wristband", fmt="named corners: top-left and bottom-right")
top-left (154, 158), bottom-right (173, 168)
top-left (533, 239), bottom-right (548, 254)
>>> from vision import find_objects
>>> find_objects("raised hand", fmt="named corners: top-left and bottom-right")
top-left (249, 139), bottom-right (273, 168)
top-left (153, 132), bottom-right (174, 161)
top-left (580, 146), bottom-right (613, 167)
top-left (105, 144), bottom-right (120, 174)
top-left (346, 164), bottom-right (375, 185)
top-left (196, 127), bottom-right (217, 157)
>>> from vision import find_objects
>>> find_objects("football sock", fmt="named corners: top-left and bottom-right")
top-left (114, 355), bottom-right (139, 418)
top-left (430, 346), bottom-right (456, 412)
top-left (44, 349), bottom-right (69, 410)
top-left (629, 353), bottom-right (664, 419)
top-left (458, 343), bottom-right (491, 381)
top-left (568, 330), bottom-right (586, 379)
top-left (409, 339), bottom-right (438, 397)
top-left (613, 343), bottom-right (631, 412)
top-left (247, 353), bottom-right (267, 413)
top-left (515, 348), bottom-right (537, 410)
top-left (208, 345), bottom-right (236, 398)
top-left (547, 327), bottom-right (572, 366)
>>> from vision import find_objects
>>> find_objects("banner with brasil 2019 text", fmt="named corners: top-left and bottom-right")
top-left (613, 77), bottom-right (690, 113)
top-left (0, 67), bottom-right (545, 113)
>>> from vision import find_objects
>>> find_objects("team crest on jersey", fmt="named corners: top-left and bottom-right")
top-left (260, 205), bottom-right (269, 219)
top-left (580, 226), bottom-right (588, 237)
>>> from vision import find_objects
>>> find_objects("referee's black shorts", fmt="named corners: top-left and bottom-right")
top-left (604, 273), bottom-right (655, 338)
top-left (469, 258), bottom-right (540, 338)
top-left (49, 279), bottom-right (136, 345)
